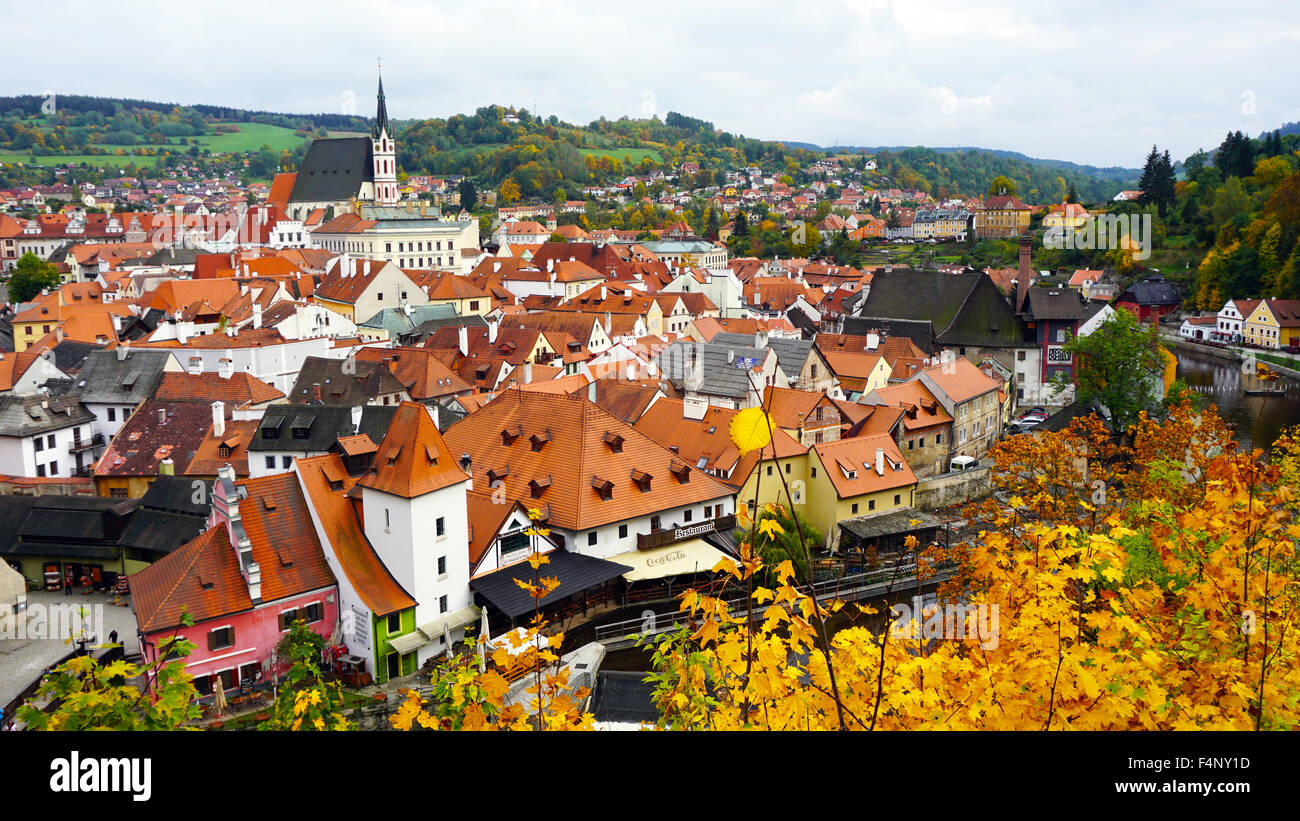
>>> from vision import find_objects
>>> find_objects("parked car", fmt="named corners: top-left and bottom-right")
top-left (1283, 345), bottom-right (1300, 355)
top-left (949, 455), bottom-right (979, 472)
top-left (1017, 412), bottom-right (1048, 424)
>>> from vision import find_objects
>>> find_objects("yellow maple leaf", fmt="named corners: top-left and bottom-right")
top-left (729, 407), bottom-right (773, 455)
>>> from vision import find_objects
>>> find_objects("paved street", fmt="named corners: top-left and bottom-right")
top-left (0, 589), bottom-right (140, 713)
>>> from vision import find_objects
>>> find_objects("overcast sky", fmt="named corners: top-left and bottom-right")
top-left (5, 1), bottom-right (1298, 167)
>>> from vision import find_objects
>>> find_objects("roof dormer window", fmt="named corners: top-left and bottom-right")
top-left (530, 431), bottom-right (550, 452)
top-left (602, 431), bottom-right (624, 453)
top-left (591, 476), bottom-right (613, 500)
top-left (631, 469), bottom-right (653, 493)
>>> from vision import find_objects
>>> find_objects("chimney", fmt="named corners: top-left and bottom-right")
top-left (313, 383), bottom-right (322, 402)
top-left (458, 325), bottom-right (469, 356)
top-left (364, 260), bottom-right (371, 276)
top-left (218, 358), bottom-right (233, 380)
top-left (755, 330), bottom-right (768, 349)
top-left (523, 362), bottom-right (533, 384)
top-left (600, 285), bottom-right (607, 301)
top-left (252, 302), bottom-right (262, 329)
top-left (626, 362), bottom-right (636, 381)
top-left (116, 343), bottom-right (128, 361)
top-left (159, 458), bottom-right (174, 476)
top-left (158, 407), bottom-right (167, 425)
top-left (1016, 236), bottom-right (1032, 312)
top-left (546, 258), bottom-right (554, 273)
top-left (351, 405), bottom-right (363, 432)
top-left (875, 447), bottom-right (885, 477)
top-left (866, 332), bottom-right (879, 351)
top-left (188, 356), bottom-right (202, 376)
top-left (212, 401), bottom-right (225, 438)
top-left (459, 453), bottom-right (473, 491)
top-left (488, 319), bottom-right (498, 344)
top-left (604, 311), bottom-right (612, 334)
top-left (587, 380), bottom-right (597, 402)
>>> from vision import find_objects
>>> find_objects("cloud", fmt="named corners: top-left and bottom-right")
top-left (0, 0), bottom-right (1296, 166)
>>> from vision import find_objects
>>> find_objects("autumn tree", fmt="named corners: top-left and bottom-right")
top-left (1052, 308), bottom-right (1164, 437)
top-left (7, 252), bottom-right (61, 303)
top-left (258, 619), bottom-right (353, 731)
top-left (18, 609), bottom-right (202, 731)
top-left (987, 175), bottom-right (1017, 197)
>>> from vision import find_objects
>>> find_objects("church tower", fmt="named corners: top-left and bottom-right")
top-left (372, 70), bottom-right (399, 206)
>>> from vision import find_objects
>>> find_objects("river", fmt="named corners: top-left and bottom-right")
top-left (1175, 347), bottom-right (1300, 451)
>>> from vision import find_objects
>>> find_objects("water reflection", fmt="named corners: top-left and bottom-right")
top-left (1176, 348), bottom-right (1300, 451)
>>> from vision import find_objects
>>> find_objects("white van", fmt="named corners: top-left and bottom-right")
top-left (949, 455), bottom-right (978, 472)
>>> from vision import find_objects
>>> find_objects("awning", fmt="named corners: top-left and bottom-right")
top-left (417, 604), bottom-right (480, 641)
top-left (608, 539), bottom-right (728, 582)
top-left (471, 550), bottom-right (633, 620)
top-left (388, 630), bottom-right (429, 654)
top-left (387, 604), bottom-right (482, 655)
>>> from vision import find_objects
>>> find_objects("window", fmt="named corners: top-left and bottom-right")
top-left (439, 595), bottom-right (448, 614)
top-left (303, 603), bottom-right (323, 623)
top-left (107, 408), bottom-right (116, 422)
top-left (785, 463), bottom-right (791, 474)
top-left (377, 293), bottom-right (384, 301)
top-left (436, 517), bottom-right (446, 537)
top-left (650, 515), bottom-right (661, 532)
top-left (470, 300), bottom-right (480, 311)
top-left (684, 509), bottom-right (693, 522)
top-left (908, 439), bottom-right (914, 450)
top-left (265, 456), bottom-right (276, 469)
top-left (387, 613), bottom-right (401, 634)
top-left (618, 524), bottom-right (627, 539)
top-left (1017, 350), bottom-right (1026, 361)
top-left (935, 433), bottom-right (943, 444)
top-left (437, 556), bottom-right (446, 576)
top-left (208, 626), bottom-right (234, 650)
top-left (588, 531), bottom-right (598, 546)
top-left (766, 465), bottom-right (773, 476)
top-left (36, 465), bottom-right (45, 477)
top-left (34, 437), bottom-right (44, 453)
top-left (851, 503), bottom-right (858, 514)
top-left (281, 456), bottom-right (292, 469)
top-left (385, 509), bottom-right (390, 529)
top-left (811, 467), bottom-right (817, 478)
top-left (869, 499), bottom-right (876, 511)
top-left (47, 434), bottom-right (55, 449)
top-left (49, 462), bottom-right (57, 475)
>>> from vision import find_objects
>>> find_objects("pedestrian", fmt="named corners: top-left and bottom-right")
top-left (109, 629), bottom-right (119, 645)
top-left (64, 570), bottom-right (72, 596)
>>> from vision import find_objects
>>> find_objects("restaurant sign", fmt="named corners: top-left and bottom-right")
top-left (637, 514), bottom-right (735, 551)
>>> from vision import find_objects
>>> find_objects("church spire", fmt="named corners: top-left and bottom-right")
top-left (374, 62), bottom-right (389, 138)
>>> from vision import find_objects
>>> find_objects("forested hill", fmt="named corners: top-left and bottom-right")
top-left (0, 92), bottom-right (1137, 201)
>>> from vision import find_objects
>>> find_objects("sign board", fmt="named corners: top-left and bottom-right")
top-left (1046, 346), bottom-right (1072, 365)
top-left (637, 515), bottom-right (736, 551)
top-left (732, 356), bottom-right (758, 369)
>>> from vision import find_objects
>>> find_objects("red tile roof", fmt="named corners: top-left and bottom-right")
top-left (357, 401), bottom-right (469, 499)
top-left (296, 454), bottom-right (415, 616)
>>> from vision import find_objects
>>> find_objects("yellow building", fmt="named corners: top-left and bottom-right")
top-left (805, 434), bottom-right (917, 547)
top-left (1042, 202), bottom-right (1090, 232)
top-left (1243, 299), bottom-right (1300, 349)
top-left (975, 195), bottom-right (1032, 238)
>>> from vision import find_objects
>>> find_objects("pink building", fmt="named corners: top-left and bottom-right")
top-left (131, 467), bottom-right (338, 696)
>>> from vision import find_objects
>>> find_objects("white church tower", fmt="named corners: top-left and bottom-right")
top-left (372, 69), bottom-right (399, 206)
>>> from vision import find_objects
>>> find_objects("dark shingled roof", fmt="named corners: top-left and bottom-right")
top-left (48, 340), bottom-right (107, 374)
top-left (854, 269), bottom-right (1026, 349)
top-left (288, 356), bottom-right (408, 406)
top-left (247, 404), bottom-right (398, 453)
top-left (75, 348), bottom-right (172, 405)
top-left (710, 332), bottom-right (815, 382)
top-left (470, 550), bottom-right (632, 619)
top-left (0, 393), bottom-right (96, 437)
top-left (841, 317), bottom-right (939, 354)
top-left (1117, 276), bottom-right (1182, 307)
top-left (1023, 288), bottom-right (1089, 321)
top-left (289, 137), bottom-right (375, 203)
top-left (839, 507), bottom-right (941, 541)
top-left (656, 340), bottom-right (765, 400)
top-left (0, 495), bottom-right (136, 562)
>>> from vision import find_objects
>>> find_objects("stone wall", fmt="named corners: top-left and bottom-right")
top-left (914, 466), bottom-right (992, 510)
